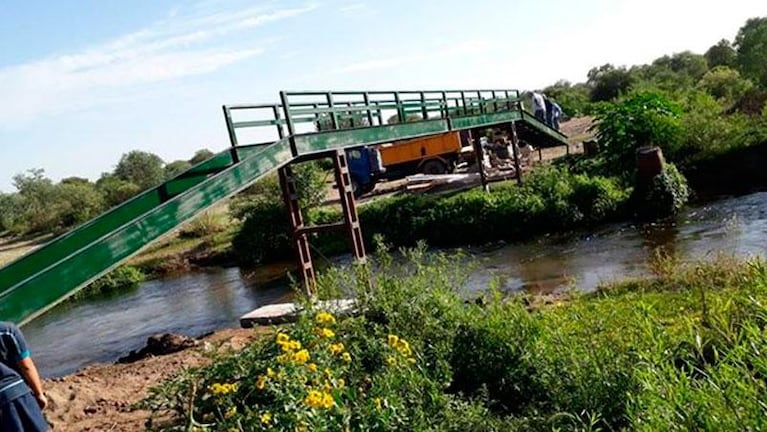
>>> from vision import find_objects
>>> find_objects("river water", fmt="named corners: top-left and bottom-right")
top-left (23, 192), bottom-right (767, 378)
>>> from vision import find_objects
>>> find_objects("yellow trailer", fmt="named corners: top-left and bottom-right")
top-left (377, 132), bottom-right (464, 176)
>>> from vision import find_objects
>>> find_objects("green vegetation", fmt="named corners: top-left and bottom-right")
top-left (0, 148), bottom-right (216, 237)
top-left (72, 265), bottom-right (145, 300)
top-left (143, 246), bottom-right (767, 431)
top-left (233, 166), bottom-right (630, 265)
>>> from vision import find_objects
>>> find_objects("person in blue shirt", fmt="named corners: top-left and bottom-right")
top-left (0, 322), bottom-right (48, 431)
top-left (550, 101), bottom-right (563, 131)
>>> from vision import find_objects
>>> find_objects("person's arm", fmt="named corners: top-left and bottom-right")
top-left (18, 356), bottom-right (46, 409)
top-left (4, 323), bottom-right (47, 409)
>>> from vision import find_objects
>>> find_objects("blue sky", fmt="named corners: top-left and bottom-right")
top-left (1, 0), bottom-right (765, 192)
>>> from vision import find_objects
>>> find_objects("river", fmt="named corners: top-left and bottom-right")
top-left (23, 192), bottom-right (767, 378)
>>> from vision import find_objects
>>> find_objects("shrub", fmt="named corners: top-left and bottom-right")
top-left (632, 163), bottom-right (690, 221)
top-left (593, 92), bottom-right (682, 177)
top-left (75, 265), bottom-right (144, 299)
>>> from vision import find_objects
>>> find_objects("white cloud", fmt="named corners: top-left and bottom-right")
top-left (0, 4), bottom-right (318, 126)
top-left (336, 39), bottom-right (492, 74)
top-left (340, 2), bottom-right (366, 14)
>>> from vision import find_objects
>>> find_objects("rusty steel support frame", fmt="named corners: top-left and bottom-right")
top-left (279, 150), bottom-right (366, 295)
top-left (279, 165), bottom-right (315, 294)
top-left (509, 122), bottom-right (523, 185)
top-left (331, 150), bottom-right (367, 262)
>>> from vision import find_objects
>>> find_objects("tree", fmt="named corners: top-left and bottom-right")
top-left (705, 39), bottom-right (737, 69)
top-left (52, 181), bottom-right (106, 230)
top-left (735, 17), bottom-right (767, 86)
top-left (315, 112), bottom-right (371, 131)
top-left (542, 80), bottom-right (592, 116)
top-left (587, 64), bottom-right (634, 102)
top-left (10, 169), bottom-right (58, 234)
top-left (96, 174), bottom-right (141, 207)
top-left (113, 150), bottom-right (165, 190)
top-left (653, 52), bottom-right (708, 81)
top-left (697, 66), bottom-right (752, 102)
top-left (164, 160), bottom-right (192, 179)
top-left (189, 149), bottom-right (215, 165)
top-left (593, 93), bottom-right (682, 176)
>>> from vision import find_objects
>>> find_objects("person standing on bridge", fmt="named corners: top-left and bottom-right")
top-left (550, 101), bottom-right (563, 131)
top-left (530, 91), bottom-right (547, 123)
top-left (0, 322), bottom-right (48, 431)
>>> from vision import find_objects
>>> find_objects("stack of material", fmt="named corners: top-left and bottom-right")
top-left (405, 173), bottom-right (480, 192)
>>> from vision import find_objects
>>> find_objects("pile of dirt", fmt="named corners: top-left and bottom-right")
top-left (43, 328), bottom-right (264, 431)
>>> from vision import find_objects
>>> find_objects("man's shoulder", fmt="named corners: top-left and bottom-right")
top-left (0, 322), bottom-right (20, 335)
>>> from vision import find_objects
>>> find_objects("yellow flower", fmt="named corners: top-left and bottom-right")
top-left (281, 340), bottom-right (302, 353)
top-left (386, 356), bottom-right (397, 366)
top-left (336, 378), bottom-right (345, 388)
top-left (397, 340), bottom-right (412, 356)
top-left (408, 357), bottom-right (417, 364)
top-left (324, 368), bottom-right (333, 378)
top-left (225, 406), bottom-right (237, 419)
top-left (323, 380), bottom-right (332, 392)
top-left (292, 349), bottom-right (310, 364)
top-left (316, 311), bottom-right (336, 325)
top-left (387, 334), bottom-right (399, 347)
top-left (210, 382), bottom-right (238, 395)
top-left (260, 411), bottom-right (272, 424)
top-left (373, 397), bottom-right (383, 410)
top-left (304, 390), bottom-right (324, 408)
top-left (266, 367), bottom-right (276, 378)
top-left (256, 375), bottom-right (268, 390)
top-left (329, 342), bottom-right (345, 355)
top-left (318, 327), bottom-right (335, 338)
top-left (341, 352), bottom-right (352, 363)
top-left (321, 391), bottom-right (335, 409)
top-left (276, 333), bottom-right (290, 344)
top-left (307, 363), bottom-right (318, 373)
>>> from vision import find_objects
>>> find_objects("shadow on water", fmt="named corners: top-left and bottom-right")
top-left (24, 192), bottom-right (767, 377)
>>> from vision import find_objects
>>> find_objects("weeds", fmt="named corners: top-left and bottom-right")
top-left (143, 246), bottom-right (767, 431)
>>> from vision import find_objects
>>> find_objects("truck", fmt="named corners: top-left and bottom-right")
top-left (347, 131), bottom-right (469, 197)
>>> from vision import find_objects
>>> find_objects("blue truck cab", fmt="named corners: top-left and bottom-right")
top-left (346, 146), bottom-right (384, 197)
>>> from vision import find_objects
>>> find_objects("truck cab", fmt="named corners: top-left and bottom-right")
top-left (346, 146), bottom-right (384, 197)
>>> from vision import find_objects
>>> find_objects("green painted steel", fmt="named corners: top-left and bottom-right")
top-left (1, 87), bottom-right (568, 326)
top-left (0, 143), bottom-right (285, 325)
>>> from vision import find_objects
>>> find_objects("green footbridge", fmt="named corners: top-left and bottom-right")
top-left (0, 89), bottom-right (567, 325)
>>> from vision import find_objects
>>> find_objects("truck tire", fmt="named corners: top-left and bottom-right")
top-left (421, 159), bottom-right (447, 175)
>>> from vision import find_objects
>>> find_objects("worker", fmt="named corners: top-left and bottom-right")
top-left (550, 101), bottom-right (563, 131)
top-left (543, 95), bottom-right (554, 127)
top-left (530, 91), bottom-right (546, 123)
top-left (0, 322), bottom-right (48, 431)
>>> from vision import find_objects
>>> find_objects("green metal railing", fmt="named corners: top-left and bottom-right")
top-left (223, 89), bottom-right (566, 154)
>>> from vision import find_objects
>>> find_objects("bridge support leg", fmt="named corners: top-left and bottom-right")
top-left (509, 122), bottom-right (523, 185)
top-left (279, 165), bottom-right (316, 295)
top-left (332, 150), bottom-right (366, 262)
top-left (471, 130), bottom-right (490, 192)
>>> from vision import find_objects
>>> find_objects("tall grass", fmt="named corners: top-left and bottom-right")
top-left (143, 246), bottom-right (767, 431)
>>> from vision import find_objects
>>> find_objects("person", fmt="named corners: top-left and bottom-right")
top-left (0, 322), bottom-right (48, 431)
top-left (543, 95), bottom-right (554, 127)
top-left (530, 91), bottom-right (546, 123)
top-left (550, 101), bottom-right (563, 131)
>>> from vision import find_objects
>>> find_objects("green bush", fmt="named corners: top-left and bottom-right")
top-left (74, 265), bottom-right (144, 300)
top-left (593, 92), bottom-right (683, 177)
top-left (632, 163), bottom-right (690, 221)
top-left (231, 167), bottom-right (631, 266)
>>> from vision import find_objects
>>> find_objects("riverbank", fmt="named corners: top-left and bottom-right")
top-left (41, 252), bottom-right (767, 431)
top-left (42, 328), bottom-right (263, 432)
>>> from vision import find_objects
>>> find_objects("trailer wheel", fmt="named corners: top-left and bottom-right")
top-left (421, 159), bottom-right (447, 175)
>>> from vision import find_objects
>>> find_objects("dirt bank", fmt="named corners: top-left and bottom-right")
top-left (42, 328), bottom-right (264, 431)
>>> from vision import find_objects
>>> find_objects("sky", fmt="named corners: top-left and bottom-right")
top-left (1, 0), bottom-right (765, 192)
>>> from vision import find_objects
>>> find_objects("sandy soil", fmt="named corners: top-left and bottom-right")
top-left (42, 328), bottom-right (264, 432)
